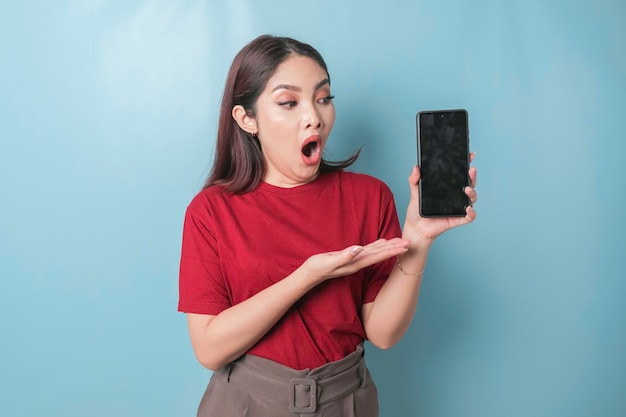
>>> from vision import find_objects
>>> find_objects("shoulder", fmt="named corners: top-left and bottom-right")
top-left (335, 170), bottom-right (394, 195)
top-left (185, 185), bottom-right (232, 218)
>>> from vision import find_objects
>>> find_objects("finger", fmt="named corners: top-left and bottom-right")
top-left (444, 205), bottom-right (477, 230)
top-left (329, 240), bottom-right (408, 278)
top-left (365, 239), bottom-right (386, 245)
top-left (469, 151), bottom-right (476, 163)
top-left (464, 186), bottom-right (478, 205)
top-left (328, 246), bottom-right (364, 265)
top-left (469, 166), bottom-right (477, 188)
top-left (360, 239), bottom-right (387, 251)
top-left (461, 205), bottom-right (477, 224)
top-left (333, 245), bottom-right (370, 269)
top-left (360, 238), bottom-right (409, 254)
top-left (346, 238), bottom-right (402, 256)
top-left (352, 244), bottom-right (408, 269)
top-left (465, 205), bottom-right (477, 222)
top-left (407, 165), bottom-right (421, 204)
top-left (349, 245), bottom-right (364, 257)
top-left (409, 165), bottom-right (421, 184)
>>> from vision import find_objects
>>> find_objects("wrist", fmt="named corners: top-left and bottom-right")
top-left (395, 257), bottom-right (425, 277)
top-left (297, 261), bottom-right (327, 288)
top-left (401, 226), bottom-right (434, 252)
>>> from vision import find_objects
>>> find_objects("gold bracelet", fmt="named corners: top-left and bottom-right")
top-left (396, 258), bottom-right (424, 277)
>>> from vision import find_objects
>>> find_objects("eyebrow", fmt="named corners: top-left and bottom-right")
top-left (271, 78), bottom-right (330, 93)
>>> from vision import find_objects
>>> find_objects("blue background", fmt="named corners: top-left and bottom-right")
top-left (1, 1), bottom-right (624, 416)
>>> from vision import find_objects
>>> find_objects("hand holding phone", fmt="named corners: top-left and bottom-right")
top-left (416, 109), bottom-right (470, 217)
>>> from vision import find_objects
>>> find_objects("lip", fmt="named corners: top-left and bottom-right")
top-left (301, 134), bottom-right (322, 166)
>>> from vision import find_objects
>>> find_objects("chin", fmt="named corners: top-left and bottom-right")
top-left (299, 167), bottom-right (321, 183)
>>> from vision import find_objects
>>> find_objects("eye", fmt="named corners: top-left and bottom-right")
top-left (277, 100), bottom-right (297, 108)
top-left (318, 95), bottom-right (335, 104)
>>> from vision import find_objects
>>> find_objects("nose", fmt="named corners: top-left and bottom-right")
top-left (302, 104), bottom-right (322, 130)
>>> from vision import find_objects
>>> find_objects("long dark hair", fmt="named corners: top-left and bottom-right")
top-left (204, 34), bottom-right (359, 193)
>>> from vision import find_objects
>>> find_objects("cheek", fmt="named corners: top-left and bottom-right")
top-left (261, 108), bottom-right (295, 130)
top-left (325, 107), bottom-right (336, 130)
top-left (256, 112), bottom-right (284, 137)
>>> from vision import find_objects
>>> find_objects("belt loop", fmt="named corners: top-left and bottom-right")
top-left (359, 358), bottom-right (367, 388)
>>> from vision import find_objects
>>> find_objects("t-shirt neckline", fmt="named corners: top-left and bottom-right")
top-left (257, 172), bottom-right (336, 195)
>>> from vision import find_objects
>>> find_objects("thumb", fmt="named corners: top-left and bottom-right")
top-left (408, 165), bottom-right (421, 197)
top-left (349, 245), bottom-right (364, 257)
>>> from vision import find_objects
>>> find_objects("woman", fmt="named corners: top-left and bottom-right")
top-left (179, 34), bottom-right (477, 416)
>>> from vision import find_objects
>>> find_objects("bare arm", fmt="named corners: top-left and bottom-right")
top-left (187, 238), bottom-right (409, 370)
top-left (362, 161), bottom-right (478, 349)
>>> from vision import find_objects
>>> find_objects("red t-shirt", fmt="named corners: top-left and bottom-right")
top-left (178, 170), bottom-right (402, 369)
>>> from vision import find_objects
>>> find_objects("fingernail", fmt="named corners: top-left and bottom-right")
top-left (351, 246), bottom-right (364, 255)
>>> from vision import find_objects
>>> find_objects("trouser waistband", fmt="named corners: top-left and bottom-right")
top-left (219, 345), bottom-right (368, 414)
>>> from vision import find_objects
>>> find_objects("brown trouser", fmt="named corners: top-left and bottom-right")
top-left (197, 344), bottom-right (379, 417)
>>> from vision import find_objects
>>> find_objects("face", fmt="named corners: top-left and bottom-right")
top-left (245, 55), bottom-right (336, 187)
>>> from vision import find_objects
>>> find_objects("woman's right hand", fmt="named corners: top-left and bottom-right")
top-left (302, 238), bottom-right (410, 283)
top-left (187, 238), bottom-right (409, 371)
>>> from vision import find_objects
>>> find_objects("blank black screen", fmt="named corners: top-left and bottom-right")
top-left (417, 110), bottom-right (469, 217)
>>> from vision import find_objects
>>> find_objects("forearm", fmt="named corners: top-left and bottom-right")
top-left (187, 239), bottom-right (409, 370)
top-left (189, 268), bottom-right (319, 370)
top-left (363, 163), bottom-right (477, 348)
top-left (363, 228), bottom-right (433, 349)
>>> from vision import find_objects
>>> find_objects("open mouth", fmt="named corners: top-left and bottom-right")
top-left (302, 140), bottom-right (319, 157)
top-left (301, 136), bottom-right (322, 165)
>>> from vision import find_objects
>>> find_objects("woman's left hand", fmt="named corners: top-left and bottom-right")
top-left (404, 152), bottom-right (478, 243)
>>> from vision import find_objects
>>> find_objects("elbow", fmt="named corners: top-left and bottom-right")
top-left (367, 334), bottom-right (401, 351)
top-left (194, 350), bottom-right (228, 372)
top-left (363, 319), bottom-right (409, 350)
top-left (199, 358), bottom-right (222, 372)
top-left (373, 342), bottom-right (394, 351)
top-left (368, 339), bottom-right (397, 351)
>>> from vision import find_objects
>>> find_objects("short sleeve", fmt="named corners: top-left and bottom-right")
top-left (178, 195), bottom-right (231, 315)
top-left (362, 183), bottom-right (402, 304)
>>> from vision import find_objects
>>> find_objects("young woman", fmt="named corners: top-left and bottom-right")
top-left (178, 34), bottom-right (477, 417)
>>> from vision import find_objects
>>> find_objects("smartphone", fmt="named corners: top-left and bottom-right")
top-left (416, 109), bottom-right (470, 217)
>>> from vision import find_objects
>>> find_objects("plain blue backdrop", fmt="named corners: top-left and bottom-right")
top-left (1, 1), bottom-right (624, 416)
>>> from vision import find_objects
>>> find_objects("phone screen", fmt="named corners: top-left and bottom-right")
top-left (416, 109), bottom-right (470, 217)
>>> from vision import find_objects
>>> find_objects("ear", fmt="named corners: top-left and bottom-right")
top-left (232, 105), bottom-right (258, 135)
